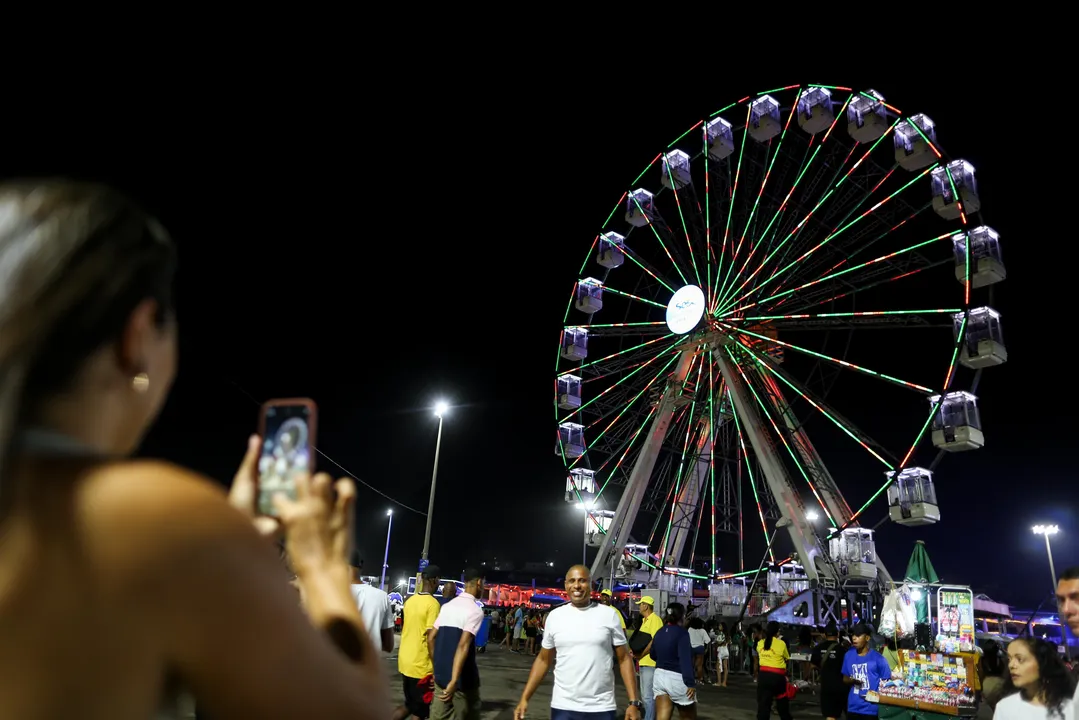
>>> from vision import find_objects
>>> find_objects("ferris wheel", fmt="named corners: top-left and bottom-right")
top-left (553, 84), bottom-right (1007, 597)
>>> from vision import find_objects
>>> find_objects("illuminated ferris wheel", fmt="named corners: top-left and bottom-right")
top-left (553, 84), bottom-right (1007, 599)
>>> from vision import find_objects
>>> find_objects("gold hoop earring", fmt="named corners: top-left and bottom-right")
top-left (131, 372), bottom-right (150, 394)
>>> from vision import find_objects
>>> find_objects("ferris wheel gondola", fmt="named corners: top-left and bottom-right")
top-left (552, 84), bottom-right (1007, 621)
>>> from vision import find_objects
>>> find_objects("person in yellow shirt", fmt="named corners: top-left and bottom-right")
top-left (635, 596), bottom-right (665, 720)
top-left (756, 621), bottom-right (793, 720)
top-left (600, 589), bottom-right (628, 633)
top-left (393, 566), bottom-right (442, 720)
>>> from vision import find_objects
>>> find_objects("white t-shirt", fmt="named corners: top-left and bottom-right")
top-left (350, 583), bottom-right (394, 653)
top-left (993, 692), bottom-right (1073, 720)
top-left (689, 628), bottom-right (710, 648)
top-left (542, 602), bottom-right (628, 712)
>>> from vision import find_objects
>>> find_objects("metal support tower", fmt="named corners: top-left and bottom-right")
top-left (712, 345), bottom-right (824, 582)
top-left (590, 348), bottom-right (696, 586)
top-left (658, 415), bottom-right (712, 570)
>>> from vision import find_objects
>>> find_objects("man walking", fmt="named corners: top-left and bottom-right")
top-left (393, 565), bottom-right (442, 720)
top-left (514, 565), bottom-right (642, 720)
top-left (600, 589), bottom-right (628, 633)
top-left (634, 595), bottom-right (665, 720)
top-left (348, 551), bottom-right (395, 653)
top-left (430, 568), bottom-right (486, 720)
top-left (841, 623), bottom-right (892, 720)
top-left (811, 622), bottom-right (849, 720)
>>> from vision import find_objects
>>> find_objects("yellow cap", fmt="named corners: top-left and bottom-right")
top-left (636, 595), bottom-right (656, 607)
top-left (600, 589), bottom-right (613, 597)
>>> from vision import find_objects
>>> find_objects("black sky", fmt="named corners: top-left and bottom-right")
top-left (11, 60), bottom-right (1071, 610)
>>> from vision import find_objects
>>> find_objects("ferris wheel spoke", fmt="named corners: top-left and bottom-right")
top-left (631, 195), bottom-right (691, 287)
top-left (728, 385), bottom-right (776, 562)
top-left (725, 348), bottom-right (839, 528)
top-left (662, 155), bottom-right (704, 289)
top-left (569, 334), bottom-right (676, 375)
top-left (559, 344), bottom-right (681, 425)
top-left (720, 321), bottom-right (934, 394)
top-left (569, 351), bottom-right (682, 470)
top-left (716, 120), bottom-right (900, 314)
top-left (722, 230), bottom-right (957, 317)
top-left (592, 404), bottom-right (659, 500)
top-left (619, 243), bottom-right (679, 294)
top-left (711, 105), bottom-right (753, 309)
top-left (728, 307), bottom-right (960, 333)
top-left (725, 162), bottom-right (938, 315)
top-left (737, 343), bottom-right (896, 469)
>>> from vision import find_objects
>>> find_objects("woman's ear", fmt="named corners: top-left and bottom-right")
top-left (115, 298), bottom-right (161, 376)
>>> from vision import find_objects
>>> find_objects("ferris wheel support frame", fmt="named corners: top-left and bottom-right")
top-left (763, 378), bottom-right (895, 587)
top-left (712, 343), bottom-right (824, 583)
top-left (656, 415), bottom-right (713, 574)
top-left (590, 348), bottom-right (695, 586)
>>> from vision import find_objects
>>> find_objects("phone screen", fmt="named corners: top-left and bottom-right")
top-left (258, 402), bottom-right (314, 516)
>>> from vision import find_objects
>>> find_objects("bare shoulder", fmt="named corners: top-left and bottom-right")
top-left (75, 459), bottom-right (260, 583)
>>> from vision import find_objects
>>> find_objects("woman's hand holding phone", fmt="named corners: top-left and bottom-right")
top-left (229, 434), bottom-right (281, 539)
top-left (273, 471), bottom-right (356, 579)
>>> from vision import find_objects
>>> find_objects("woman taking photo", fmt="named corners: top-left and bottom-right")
top-left (756, 621), bottom-right (793, 720)
top-left (993, 637), bottom-right (1074, 720)
top-left (649, 602), bottom-right (697, 720)
top-left (0, 180), bottom-right (387, 719)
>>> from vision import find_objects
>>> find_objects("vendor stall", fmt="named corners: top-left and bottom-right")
top-left (876, 586), bottom-right (981, 720)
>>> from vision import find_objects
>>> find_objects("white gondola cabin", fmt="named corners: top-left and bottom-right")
top-left (955, 307), bottom-right (1007, 369)
top-left (930, 391), bottom-right (984, 452)
top-left (584, 510), bottom-right (616, 547)
top-left (828, 528), bottom-right (878, 581)
top-left (797, 87), bottom-right (834, 135)
top-left (886, 467), bottom-right (940, 526)
top-left (706, 117), bottom-right (735, 160)
top-left (561, 327), bottom-right (588, 361)
top-left (847, 89), bottom-right (888, 143)
top-left (566, 467), bottom-right (596, 504)
top-left (625, 189), bottom-right (655, 227)
top-left (748, 95), bottom-right (782, 143)
top-left (953, 226), bottom-right (1006, 288)
top-left (557, 422), bottom-right (585, 458)
top-left (662, 150), bottom-right (692, 189)
top-left (894, 114), bottom-right (938, 171)
top-left (598, 231), bottom-right (625, 269)
top-left (575, 278), bottom-right (604, 314)
top-left (557, 373), bottom-right (582, 410)
top-left (931, 160), bottom-right (981, 220)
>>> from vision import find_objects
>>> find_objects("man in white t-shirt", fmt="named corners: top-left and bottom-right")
top-left (514, 565), bottom-right (642, 720)
top-left (349, 552), bottom-right (395, 654)
top-left (1055, 567), bottom-right (1079, 720)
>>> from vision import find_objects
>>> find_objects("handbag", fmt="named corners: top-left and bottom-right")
top-left (628, 629), bottom-right (653, 656)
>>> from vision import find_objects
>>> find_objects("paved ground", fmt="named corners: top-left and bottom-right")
top-left (381, 637), bottom-right (822, 720)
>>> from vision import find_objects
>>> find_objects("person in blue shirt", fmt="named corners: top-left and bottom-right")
top-left (648, 602), bottom-right (697, 720)
top-left (841, 623), bottom-right (893, 720)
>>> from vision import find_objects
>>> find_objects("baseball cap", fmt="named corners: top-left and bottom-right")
top-left (636, 595), bottom-right (656, 607)
top-left (600, 589), bottom-right (613, 597)
top-left (421, 564), bottom-right (441, 580)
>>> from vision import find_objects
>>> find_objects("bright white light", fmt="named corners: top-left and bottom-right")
top-left (398, 577), bottom-right (406, 585)
top-left (575, 501), bottom-right (596, 511)
top-left (911, 588), bottom-right (924, 601)
top-left (1033, 524), bottom-right (1060, 536)
top-left (666, 285), bottom-right (706, 335)
top-left (387, 509), bottom-right (393, 516)
top-left (806, 510), bottom-right (820, 522)
top-left (434, 400), bottom-right (449, 418)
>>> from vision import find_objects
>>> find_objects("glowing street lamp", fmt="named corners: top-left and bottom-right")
top-left (380, 509), bottom-right (393, 591)
top-left (1033, 524), bottom-right (1061, 589)
top-left (420, 399), bottom-right (450, 570)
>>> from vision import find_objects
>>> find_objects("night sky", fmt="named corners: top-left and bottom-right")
top-left (15, 63), bottom-right (1070, 611)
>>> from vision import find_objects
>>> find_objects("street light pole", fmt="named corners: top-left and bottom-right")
top-left (1033, 524), bottom-right (1060, 589)
top-left (421, 402), bottom-right (448, 564)
top-left (380, 510), bottom-right (393, 591)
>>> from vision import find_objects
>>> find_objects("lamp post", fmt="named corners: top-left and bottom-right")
top-left (1033, 524), bottom-right (1060, 589)
top-left (380, 509), bottom-right (393, 591)
top-left (420, 400), bottom-right (449, 569)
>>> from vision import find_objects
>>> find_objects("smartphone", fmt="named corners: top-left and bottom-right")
top-left (257, 398), bottom-right (318, 516)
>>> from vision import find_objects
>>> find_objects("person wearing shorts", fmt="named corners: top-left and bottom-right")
top-left (649, 602), bottom-right (697, 720)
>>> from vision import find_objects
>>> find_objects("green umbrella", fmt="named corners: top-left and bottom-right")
top-left (905, 540), bottom-right (940, 624)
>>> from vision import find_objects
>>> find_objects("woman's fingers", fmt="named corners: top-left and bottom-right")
top-left (331, 478), bottom-right (356, 560)
top-left (227, 435), bottom-right (262, 517)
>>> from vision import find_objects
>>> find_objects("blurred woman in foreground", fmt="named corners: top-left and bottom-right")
top-left (0, 180), bottom-right (386, 719)
top-left (993, 637), bottom-right (1074, 720)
